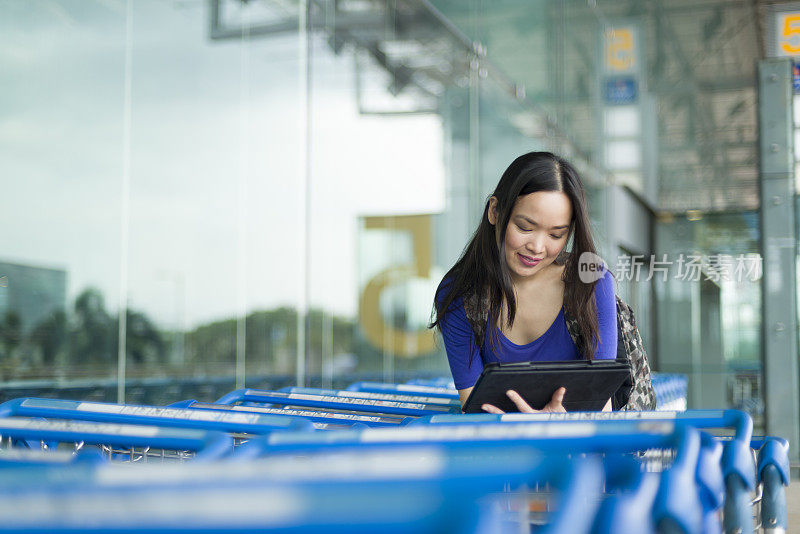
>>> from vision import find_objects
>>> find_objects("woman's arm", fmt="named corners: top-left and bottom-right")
top-left (597, 270), bottom-right (617, 410)
top-left (593, 269), bottom-right (618, 359)
top-left (437, 288), bottom-right (484, 392)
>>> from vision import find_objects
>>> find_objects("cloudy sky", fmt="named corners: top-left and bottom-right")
top-left (1, 0), bottom-right (445, 329)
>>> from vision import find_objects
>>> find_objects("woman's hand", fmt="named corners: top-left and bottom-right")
top-left (481, 387), bottom-right (567, 414)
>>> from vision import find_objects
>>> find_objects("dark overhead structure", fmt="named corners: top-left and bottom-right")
top-left (208, 0), bottom-right (604, 184)
top-left (208, 0), bottom-right (767, 214)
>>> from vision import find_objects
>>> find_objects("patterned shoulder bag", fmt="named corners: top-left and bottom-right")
top-left (563, 297), bottom-right (656, 410)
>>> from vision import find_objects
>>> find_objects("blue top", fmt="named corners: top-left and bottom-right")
top-left (438, 269), bottom-right (618, 390)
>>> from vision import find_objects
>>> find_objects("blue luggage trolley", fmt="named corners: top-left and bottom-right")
top-left (0, 397), bottom-right (315, 454)
top-left (244, 418), bottom-right (717, 533)
top-left (171, 399), bottom-right (412, 429)
top-left (419, 408), bottom-right (790, 534)
top-left (0, 444), bottom-right (603, 534)
top-left (277, 386), bottom-right (462, 410)
top-left (0, 417), bottom-right (232, 463)
top-left (346, 381), bottom-right (459, 400)
top-left (214, 388), bottom-right (461, 417)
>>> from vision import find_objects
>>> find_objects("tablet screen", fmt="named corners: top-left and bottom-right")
top-left (462, 359), bottom-right (630, 413)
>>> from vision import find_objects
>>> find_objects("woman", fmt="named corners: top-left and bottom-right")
top-left (431, 151), bottom-right (617, 413)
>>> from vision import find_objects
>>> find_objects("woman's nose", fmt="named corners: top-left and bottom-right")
top-left (526, 234), bottom-right (545, 254)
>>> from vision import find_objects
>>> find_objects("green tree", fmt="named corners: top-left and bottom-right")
top-left (28, 309), bottom-right (67, 365)
top-left (69, 288), bottom-right (114, 364)
top-left (183, 307), bottom-right (359, 374)
top-left (114, 309), bottom-right (165, 365)
top-left (0, 311), bottom-right (22, 358)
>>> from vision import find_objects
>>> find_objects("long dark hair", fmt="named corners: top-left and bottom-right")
top-left (430, 151), bottom-right (601, 361)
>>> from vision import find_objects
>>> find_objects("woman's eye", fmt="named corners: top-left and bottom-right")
top-left (551, 234), bottom-right (565, 239)
top-left (517, 225), bottom-right (531, 232)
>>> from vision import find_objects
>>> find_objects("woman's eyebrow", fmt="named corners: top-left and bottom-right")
top-left (515, 215), bottom-right (569, 230)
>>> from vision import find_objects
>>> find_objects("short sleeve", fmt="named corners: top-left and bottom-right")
top-left (435, 283), bottom-right (484, 389)
top-left (593, 268), bottom-right (618, 359)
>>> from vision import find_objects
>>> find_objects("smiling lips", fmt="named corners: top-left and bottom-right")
top-left (517, 253), bottom-right (542, 267)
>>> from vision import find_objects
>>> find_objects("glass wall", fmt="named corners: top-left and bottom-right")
top-left (1, 1), bottom-right (129, 396)
top-left (0, 0), bottom-right (773, 422)
top-left (1, 0), bottom-right (309, 402)
top-left (0, 0), bottom-right (605, 403)
top-left (655, 212), bottom-right (763, 423)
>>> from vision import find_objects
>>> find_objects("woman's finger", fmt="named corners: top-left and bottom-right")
top-left (544, 387), bottom-right (567, 413)
top-left (506, 390), bottom-right (536, 413)
top-left (482, 403), bottom-right (505, 414)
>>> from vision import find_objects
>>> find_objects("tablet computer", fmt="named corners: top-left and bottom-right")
top-left (462, 359), bottom-right (631, 413)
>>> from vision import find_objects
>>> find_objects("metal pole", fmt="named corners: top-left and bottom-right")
top-left (758, 58), bottom-right (800, 465)
top-left (235, 2), bottom-right (251, 391)
top-left (296, 0), bottom-right (311, 387)
top-left (117, 0), bottom-right (133, 404)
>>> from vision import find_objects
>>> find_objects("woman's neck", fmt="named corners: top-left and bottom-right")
top-left (510, 262), bottom-right (562, 294)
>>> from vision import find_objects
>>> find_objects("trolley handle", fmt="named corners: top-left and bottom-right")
top-left (591, 457), bottom-right (660, 534)
top-left (756, 437), bottom-right (790, 486)
top-left (0, 448), bottom-right (105, 468)
top-left (695, 432), bottom-right (724, 510)
top-left (756, 437), bottom-right (791, 533)
top-left (215, 389), bottom-right (459, 417)
top-left (652, 426), bottom-right (704, 534)
top-left (422, 409), bottom-right (753, 442)
top-left (345, 382), bottom-right (460, 399)
top-left (276, 386), bottom-right (461, 408)
top-left (545, 455), bottom-right (604, 534)
top-left (255, 418), bottom-right (694, 457)
top-left (177, 400), bottom-right (411, 428)
top-left (0, 398), bottom-right (314, 435)
top-left (0, 417), bottom-right (233, 460)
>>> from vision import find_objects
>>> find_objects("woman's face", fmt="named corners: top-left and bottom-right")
top-left (491, 191), bottom-right (572, 283)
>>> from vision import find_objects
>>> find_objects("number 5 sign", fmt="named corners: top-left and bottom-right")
top-left (781, 13), bottom-right (800, 55)
top-left (769, 8), bottom-right (800, 57)
top-left (358, 215), bottom-right (437, 357)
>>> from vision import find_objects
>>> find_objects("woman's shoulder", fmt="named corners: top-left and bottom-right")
top-left (595, 264), bottom-right (615, 285)
top-left (436, 276), bottom-right (488, 323)
top-left (435, 277), bottom-right (466, 312)
top-left (591, 265), bottom-right (616, 306)
top-left (435, 276), bottom-right (455, 302)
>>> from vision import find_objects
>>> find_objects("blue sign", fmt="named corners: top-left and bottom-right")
top-left (605, 77), bottom-right (638, 105)
top-left (793, 62), bottom-right (800, 94)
